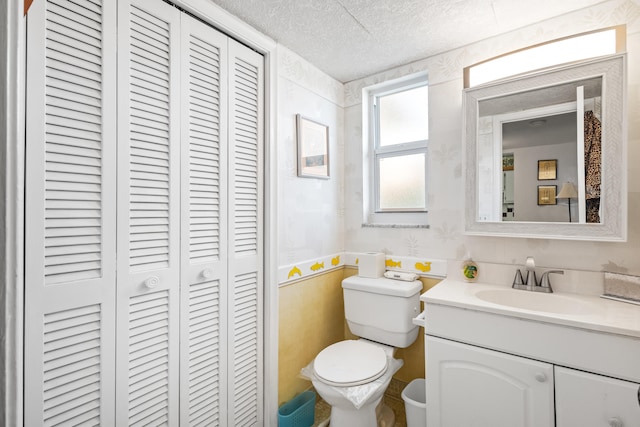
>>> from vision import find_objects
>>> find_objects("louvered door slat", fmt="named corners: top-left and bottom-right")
top-left (227, 39), bottom-right (264, 427)
top-left (47, 101), bottom-right (102, 122)
top-left (46, 46), bottom-right (102, 76)
top-left (47, 19), bottom-right (101, 49)
top-left (47, 86), bottom-right (101, 109)
top-left (48, 0), bottom-right (101, 26)
top-left (42, 237), bottom-right (98, 252)
top-left (45, 13), bottom-right (101, 44)
top-left (116, 0), bottom-right (180, 425)
top-left (25, 0), bottom-right (117, 424)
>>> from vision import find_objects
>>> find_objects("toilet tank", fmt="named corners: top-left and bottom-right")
top-left (342, 276), bottom-right (422, 348)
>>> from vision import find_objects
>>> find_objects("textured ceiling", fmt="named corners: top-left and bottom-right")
top-left (208, 0), bottom-right (606, 82)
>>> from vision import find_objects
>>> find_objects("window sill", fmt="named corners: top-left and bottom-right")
top-left (364, 211), bottom-right (429, 228)
top-left (362, 223), bottom-right (430, 229)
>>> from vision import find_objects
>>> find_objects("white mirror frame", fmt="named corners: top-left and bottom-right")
top-left (464, 54), bottom-right (627, 241)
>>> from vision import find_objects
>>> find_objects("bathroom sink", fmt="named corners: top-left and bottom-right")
top-left (474, 289), bottom-right (593, 315)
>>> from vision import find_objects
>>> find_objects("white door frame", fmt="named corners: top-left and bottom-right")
top-left (1, 1), bottom-right (26, 426)
top-left (0, 1), bottom-right (279, 425)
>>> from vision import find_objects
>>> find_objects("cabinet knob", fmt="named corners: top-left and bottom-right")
top-left (201, 268), bottom-right (214, 279)
top-left (534, 372), bottom-right (547, 383)
top-left (608, 417), bottom-right (623, 427)
top-left (144, 276), bottom-right (160, 289)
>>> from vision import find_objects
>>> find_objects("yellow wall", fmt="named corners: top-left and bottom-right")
top-left (278, 267), bottom-right (442, 405)
top-left (278, 268), bottom-right (346, 405)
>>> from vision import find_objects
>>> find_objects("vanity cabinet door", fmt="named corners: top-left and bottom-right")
top-left (555, 366), bottom-right (640, 427)
top-left (426, 336), bottom-right (554, 427)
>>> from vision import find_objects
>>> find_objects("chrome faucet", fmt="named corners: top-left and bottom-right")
top-left (538, 270), bottom-right (564, 293)
top-left (524, 256), bottom-right (537, 290)
top-left (512, 257), bottom-right (563, 293)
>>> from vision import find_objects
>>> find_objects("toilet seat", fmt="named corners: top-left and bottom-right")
top-left (314, 340), bottom-right (388, 387)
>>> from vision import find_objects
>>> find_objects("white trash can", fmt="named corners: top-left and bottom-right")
top-left (401, 378), bottom-right (426, 427)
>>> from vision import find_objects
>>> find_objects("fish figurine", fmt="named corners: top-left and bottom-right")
top-left (385, 259), bottom-right (401, 268)
top-left (288, 266), bottom-right (302, 279)
top-left (331, 255), bottom-right (340, 266)
top-left (310, 262), bottom-right (325, 271)
top-left (415, 261), bottom-right (431, 273)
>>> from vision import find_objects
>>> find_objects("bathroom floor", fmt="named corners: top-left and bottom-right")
top-left (311, 378), bottom-right (408, 427)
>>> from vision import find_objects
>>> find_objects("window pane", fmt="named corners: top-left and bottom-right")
top-left (379, 85), bottom-right (428, 147)
top-left (379, 153), bottom-right (426, 210)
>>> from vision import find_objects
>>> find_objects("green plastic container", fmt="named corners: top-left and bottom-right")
top-left (278, 390), bottom-right (316, 427)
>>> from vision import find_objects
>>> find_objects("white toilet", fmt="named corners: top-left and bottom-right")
top-left (311, 275), bottom-right (422, 427)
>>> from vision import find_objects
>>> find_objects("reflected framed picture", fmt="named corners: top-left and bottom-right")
top-left (538, 185), bottom-right (557, 205)
top-left (538, 159), bottom-right (557, 180)
top-left (297, 114), bottom-right (330, 179)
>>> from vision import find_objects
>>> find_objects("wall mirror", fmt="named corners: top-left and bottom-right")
top-left (464, 54), bottom-right (627, 241)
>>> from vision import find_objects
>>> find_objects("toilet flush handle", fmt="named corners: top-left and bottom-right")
top-left (412, 310), bottom-right (427, 328)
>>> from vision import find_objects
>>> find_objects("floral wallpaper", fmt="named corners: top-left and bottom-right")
top-left (276, 47), bottom-right (345, 269)
top-left (277, 0), bottom-right (640, 281)
top-left (343, 0), bottom-right (640, 275)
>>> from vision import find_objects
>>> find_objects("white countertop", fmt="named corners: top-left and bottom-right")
top-left (422, 279), bottom-right (640, 339)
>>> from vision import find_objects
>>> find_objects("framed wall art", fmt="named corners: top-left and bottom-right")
top-left (538, 159), bottom-right (557, 180)
top-left (296, 114), bottom-right (330, 179)
top-left (538, 185), bottom-right (557, 205)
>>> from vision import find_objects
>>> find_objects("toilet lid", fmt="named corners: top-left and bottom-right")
top-left (314, 340), bottom-right (388, 387)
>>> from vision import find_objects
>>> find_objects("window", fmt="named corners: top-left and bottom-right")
top-left (364, 74), bottom-right (429, 226)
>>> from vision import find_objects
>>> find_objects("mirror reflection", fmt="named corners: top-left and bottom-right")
top-left (476, 77), bottom-right (602, 224)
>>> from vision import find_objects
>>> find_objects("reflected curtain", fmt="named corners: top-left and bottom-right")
top-left (584, 110), bottom-right (601, 223)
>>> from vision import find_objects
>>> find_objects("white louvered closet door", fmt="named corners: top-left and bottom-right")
top-left (179, 15), bottom-right (230, 427)
top-left (26, 1), bottom-right (265, 425)
top-left (24, 0), bottom-right (117, 425)
top-left (227, 39), bottom-right (265, 427)
top-left (116, 0), bottom-right (182, 425)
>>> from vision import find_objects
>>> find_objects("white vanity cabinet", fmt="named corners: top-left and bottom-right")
top-left (422, 279), bottom-right (640, 427)
top-left (427, 335), bottom-right (640, 427)
top-left (426, 336), bottom-right (554, 427)
top-left (555, 367), bottom-right (640, 427)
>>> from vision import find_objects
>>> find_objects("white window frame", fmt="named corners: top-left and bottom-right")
top-left (363, 72), bottom-right (429, 226)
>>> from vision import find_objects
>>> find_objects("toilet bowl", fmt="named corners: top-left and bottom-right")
top-left (311, 340), bottom-right (397, 427)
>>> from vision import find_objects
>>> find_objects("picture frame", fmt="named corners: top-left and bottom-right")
top-left (502, 153), bottom-right (514, 171)
top-left (538, 185), bottom-right (557, 205)
top-left (296, 114), bottom-right (330, 179)
top-left (537, 159), bottom-right (557, 180)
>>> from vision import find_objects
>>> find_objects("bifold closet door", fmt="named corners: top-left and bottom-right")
top-left (179, 14), bottom-right (230, 426)
top-left (227, 39), bottom-right (265, 426)
top-left (179, 19), bottom-right (265, 426)
top-left (24, 0), bottom-right (118, 425)
top-left (26, 0), bottom-right (264, 425)
top-left (116, 0), bottom-right (182, 425)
